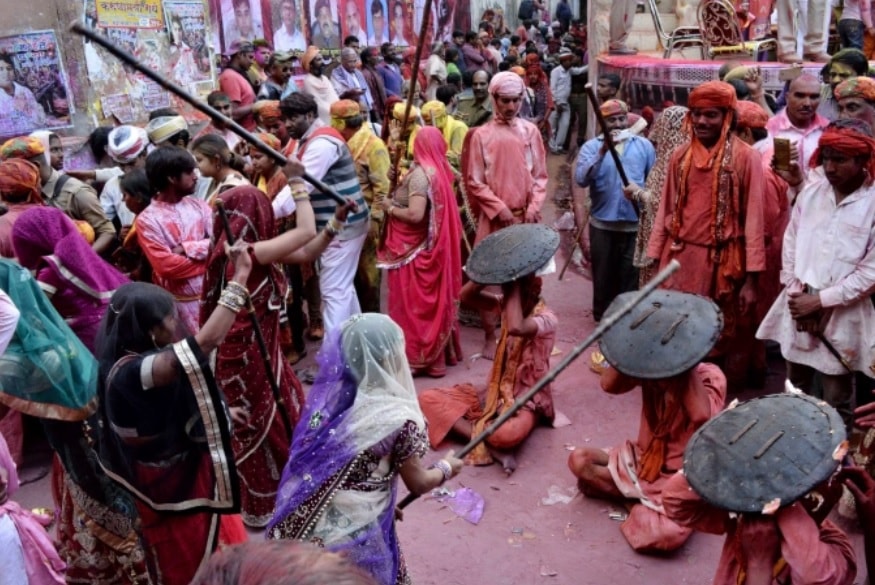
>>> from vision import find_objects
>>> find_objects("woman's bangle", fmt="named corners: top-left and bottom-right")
top-left (328, 216), bottom-right (343, 233)
top-left (218, 286), bottom-right (247, 313)
top-left (430, 459), bottom-right (453, 484)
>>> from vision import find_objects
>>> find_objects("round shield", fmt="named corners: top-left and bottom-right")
top-left (684, 393), bottom-right (847, 513)
top-left (464, 224), bottom-right (560, 285)
top-left (598, 290), bottom-right (722, 379)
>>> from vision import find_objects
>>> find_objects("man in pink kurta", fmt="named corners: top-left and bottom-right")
top-left (138, 147), bottom-right (212, 333)
top-left (662, 471), bottom-right (856, 585)
top-left (568, 363), bottom-right (726, 553)
top-left (461, 71), bottom-right (548, 358)
top-left (463, 71), bottom-right (548, 244)
top-left (646, 82), bottom-right (766, 367)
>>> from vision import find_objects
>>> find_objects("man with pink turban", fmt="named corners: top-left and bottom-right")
top-left (461, 71), bottom-right (548, 359)
top-left (647, 80), bottom-right (766, 387)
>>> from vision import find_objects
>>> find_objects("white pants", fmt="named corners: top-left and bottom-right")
top-left (319, 231), bottom-right (366, 336)
top-left (549, 105), bottom-right (571, 151)
top-left (609, 0), bottom-right (639, 49)
top-left (0, 515), bottom-right (27, 585)
top-left (776, 0), bottom-right (828, 56)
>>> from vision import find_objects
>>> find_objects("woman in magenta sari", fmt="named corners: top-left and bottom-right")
top-left (12, 206), bottom-right (128, 352)
top-left (378, 126), bottom-right (463, 378)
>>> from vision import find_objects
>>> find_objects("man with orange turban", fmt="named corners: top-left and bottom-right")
top-left (0, 158), bottom-right (42, 257)
top-left (836, 76), bottom-right (875, 134)
top-left (576, 98), bottom-right (655, 321)
top-left (253, 99), bottom-right (296, 156)
top-left (330, 99), bottom-right (390, 313)
top-left (462, 70), bottom-right (548, 358)
top-left (758, 119), bottom-right (875, 427)
top-left (736, 100), bottom-right (792, 387)
top-left (299, 46), bottom-right (339, 124)
top-left (647, 81), bottom-right (766, 386)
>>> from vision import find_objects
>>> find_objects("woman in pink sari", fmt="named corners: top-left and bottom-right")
top-left (378, 126), bottom-right (463, 377)
top-left (12, 206), bottom-right (128, 353)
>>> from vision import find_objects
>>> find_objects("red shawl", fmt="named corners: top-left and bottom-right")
top-left (379, 127), bottom-right (463, 368)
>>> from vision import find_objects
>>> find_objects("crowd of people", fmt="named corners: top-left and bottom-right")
top-left (1, 7), bottom-right (875, 585)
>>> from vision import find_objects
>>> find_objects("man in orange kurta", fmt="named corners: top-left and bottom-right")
top-left (418, 275), bottom-right (556, 473)
top-left (663, 466), bottom-right (856, 584)
top-left (567, 291), bottom-right (727, 554)
top-left (462, 71), bottom-right (548, 357)
top-left (734, 101), bottom-right (792, 386)
top-left (646, 81), bottom-right (766, 369)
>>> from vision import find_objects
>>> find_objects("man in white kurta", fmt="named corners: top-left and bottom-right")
top-left (757, 119), bottom-right (875, 427)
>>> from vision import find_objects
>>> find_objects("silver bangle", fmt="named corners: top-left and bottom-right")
top-left (431, 459), bottom-right (453, 483)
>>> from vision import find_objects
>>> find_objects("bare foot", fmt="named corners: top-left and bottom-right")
top-left (489, 447), bottom-right (517, 474)
top-left (480, 337), bottom-right (498, 361)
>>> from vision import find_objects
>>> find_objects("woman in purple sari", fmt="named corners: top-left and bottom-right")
top-left (267, 313), bottom-right (463, 585)
top-left (12, 206), bottom-right (128, 352)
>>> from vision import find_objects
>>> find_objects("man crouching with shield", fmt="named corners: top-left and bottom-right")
top-left (567, 291), bottom-right (727, 554)
top-left (663, 393), bottom-right (856, 585)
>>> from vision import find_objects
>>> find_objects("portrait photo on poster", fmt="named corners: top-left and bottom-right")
top-left (272, 0), bottom-right (307, 52)
top-left (366, 0), bottom-right (390, 47)
top-left (341, 0), bottom-right (367, 46)
top-left (308, 0), bottom-right (342, 50)
top-left (164, 0), bottom-right (214, 90)
top-left (0, 30), bottom-right (73, 139)
top-left (388, 0), bottom-right (413, 46)
top-left (211, 0), bottom-right (266, 55)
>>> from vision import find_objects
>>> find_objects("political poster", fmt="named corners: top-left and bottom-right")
top-left (0, 30), bottom-right (73, 138)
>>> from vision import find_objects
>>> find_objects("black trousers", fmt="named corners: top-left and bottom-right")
top-left (590, 224), bottom-right (639, 321)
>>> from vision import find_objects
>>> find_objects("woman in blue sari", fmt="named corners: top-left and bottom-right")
top-left (267, 313), bottom-right (463, 585)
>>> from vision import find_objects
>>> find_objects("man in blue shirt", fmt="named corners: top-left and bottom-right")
top-left (575, 99), bottom-right (655, 321)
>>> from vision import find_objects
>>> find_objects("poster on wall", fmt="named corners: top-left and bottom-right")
top-left (0, 30), bottom-right (73, 138)
top-left (366, 0), bottom-right (390, 46)
top-left (308, 0), bottom-right (342, 49)
top-left (96, 0), bottom-right (165, 28)
top-left (271, 0), bottom-right (308, 51)
top-left (83, 0), bottom-right (216, 124)
top-left (164, 0), bottom-right (215, 91)
top-left (209, 0), bottom-right (271, 55)
top-left (341, 0), bottom-right (367, 45)
top-left (388, 0), bottom-right (414, 46)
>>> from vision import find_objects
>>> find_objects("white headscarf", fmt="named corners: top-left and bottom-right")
top-left (340, 313), bottom-right (426, 452)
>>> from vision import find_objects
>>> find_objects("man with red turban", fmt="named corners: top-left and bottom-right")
top-left (462, 70), bottom-right (548, 358)
top-left (758, 119), bottom-right (875, 427)
top-left (646, 81), bottom-right (766, 386)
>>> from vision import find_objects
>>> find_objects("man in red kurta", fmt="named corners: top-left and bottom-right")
top-left (663, 471), bottom-right (856, 585)
top-left (568, 291), bottom-right (727, 554)
top-left (646, 81), bottom-right (766, 371)
top-left (462, 71), bottom-right (548, 358)
top-left (734, 101), bottom-right (792, 386)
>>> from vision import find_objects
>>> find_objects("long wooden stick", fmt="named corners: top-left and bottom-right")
top-left (70, 22), bottom-right (347, 206)
top-left (397, 259), bottom-right (681, 510)
top-left (379, 0), bottom-right (434, 250)
top-left (584, 83), bottom-right (629, 187)
top-left (214, 199), bottom-right (293, 438)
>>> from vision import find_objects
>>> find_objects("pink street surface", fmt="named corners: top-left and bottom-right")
top-left (12, 155), bottom-right (866, 585)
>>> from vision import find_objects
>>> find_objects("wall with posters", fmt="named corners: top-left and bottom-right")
top-left (0, 0), bottom-right (83, 140)
top-left (0, 0), bottom-right (575, 142)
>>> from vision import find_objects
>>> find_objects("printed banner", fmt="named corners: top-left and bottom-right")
top-left (100, 93), bottom-right (135, 122)
top-left (96, 0), bottom-right (165, 29)
top-left (164, 0), bottom-right (215, 89)
top-left (0, 30), bottom-right (73, 138)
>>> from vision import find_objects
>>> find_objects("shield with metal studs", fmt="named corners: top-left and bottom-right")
top-left (683, 393), bottom-right (847, 513)
top-left (464, 224), bottom-right (560, 285)
top-left (598, 290), bottom-right (722, 379)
